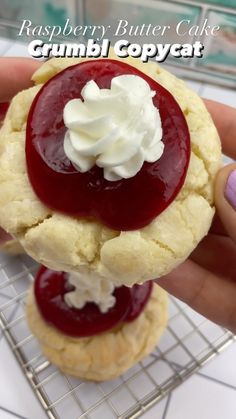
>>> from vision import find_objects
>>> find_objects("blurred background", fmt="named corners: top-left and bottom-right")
top-left (0, 0), bottom-right (236, 87)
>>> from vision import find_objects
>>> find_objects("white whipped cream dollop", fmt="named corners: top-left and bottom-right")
top-left (64, 268), bottom-right (116, 313)
top-left (63, 74), bottom-right (164, 181)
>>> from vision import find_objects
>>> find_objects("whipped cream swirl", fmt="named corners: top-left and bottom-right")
top-left (64, 268), bottom-right (116, 313)
top-left (63, 74), bottom-right (164, 181)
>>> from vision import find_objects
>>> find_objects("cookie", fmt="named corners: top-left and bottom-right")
top-left (26, 283), bottom-right (168, 381)
top-left (0, 54), bottom-right (221, 285)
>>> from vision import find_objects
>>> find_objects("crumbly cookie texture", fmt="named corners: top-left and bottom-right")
top-left (26, 284), bottom-right (168, 381)
top-left (0, 55), bottom-right (221, 285)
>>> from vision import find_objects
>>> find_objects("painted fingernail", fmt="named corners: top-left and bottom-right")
top-left (225, 169), bottom-right (236, 210)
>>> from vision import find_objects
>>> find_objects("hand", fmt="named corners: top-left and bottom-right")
top-left (0, 57), bottom-right (40, 101)
top-left (0, 58), bottom-right (41, 244)
top-left (157, 99), bottom-right (236, 333)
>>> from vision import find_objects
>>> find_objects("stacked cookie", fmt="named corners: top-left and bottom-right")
top-left (0, 55), bottom-right (221, 380)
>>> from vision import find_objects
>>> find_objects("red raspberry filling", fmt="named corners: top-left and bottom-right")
top-left (34, 266), bottom-right (153, 337)
top-left (26, 59), bottom-right (190, 231)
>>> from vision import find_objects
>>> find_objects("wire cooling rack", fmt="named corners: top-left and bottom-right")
top-left (0, 251), bottom-right (235, 419)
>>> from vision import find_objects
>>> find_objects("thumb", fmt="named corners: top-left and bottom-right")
top-left (215, 163), bottom-right (236, 243)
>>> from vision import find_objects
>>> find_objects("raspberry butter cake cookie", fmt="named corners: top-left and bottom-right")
top-left (27, 268), bottom-right (167, 381)
top-left (0, 104), bottom-right (24, 255)
top-left (0, 53), bottom-right (221, 380)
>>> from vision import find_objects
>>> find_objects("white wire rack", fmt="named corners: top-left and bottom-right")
top-left (0, 251), bottom-right (235, 419)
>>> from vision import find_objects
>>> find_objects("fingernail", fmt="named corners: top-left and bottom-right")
top-left (225, 169), bottom-right (236, 210)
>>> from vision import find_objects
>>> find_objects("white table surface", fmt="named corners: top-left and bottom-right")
top-left (0, 38), bottom-right (236, 419)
